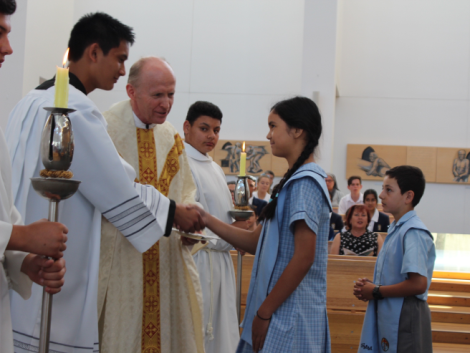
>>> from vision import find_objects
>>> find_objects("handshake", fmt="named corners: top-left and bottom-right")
top-left (174, 203), bottom-right (208, 233)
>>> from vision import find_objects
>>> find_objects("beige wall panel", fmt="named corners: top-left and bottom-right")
top-left (213, 140), bottom-right (272, 176)
top-left (271, 154), bottom-right (289, 177)
top-left (346, 144), bottom-right (407, 181)
top-left (406, 147), bottom-right (437, 182)
top-left (436, 147), bottom-right (470, 184)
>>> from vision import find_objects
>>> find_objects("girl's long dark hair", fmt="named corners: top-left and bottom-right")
top-left (258, 96), bottom-right (322, 222)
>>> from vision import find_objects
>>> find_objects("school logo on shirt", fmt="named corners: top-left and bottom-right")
top-left (381, 337), bottom-right (389, 351)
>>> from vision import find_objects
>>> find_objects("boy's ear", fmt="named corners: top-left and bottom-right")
top-left (183, 120), bottom-right (191, 135)
top-left (404, 190), bottom-right (415, 205)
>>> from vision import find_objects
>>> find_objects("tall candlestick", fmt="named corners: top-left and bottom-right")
top-left (54, 49), bottom-right (69, 108)
top-left (239, 141), bottom-right (246, 176)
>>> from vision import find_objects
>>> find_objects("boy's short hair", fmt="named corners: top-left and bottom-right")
top-left (0, 0), bottom-right (16, 15)
top-left (227, 181), bottom-right (236, 186)
top-left (265, 170), bottom-right (275, 178)
top-left (385, 165), bottom-right (425, 207)
top-left (186, 101), bottom-right (222, 125)
top-left (68, 12), bottom-right (135, 62)
top-left (348, 175), bottom-right (362, 186)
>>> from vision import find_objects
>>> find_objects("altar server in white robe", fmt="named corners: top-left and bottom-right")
top-left (6, 13), bottom-right (203, 353)
top-left (1, 3), bottom-right (67, 350)
top-left (1, 127), bottom-right (68, 353)
top-left (184, 101), bottom-right (242, 353)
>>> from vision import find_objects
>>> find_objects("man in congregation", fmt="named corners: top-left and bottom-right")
top-left (6, 13), bottom-right (203, 353)
top-left (247, 175), bottom-right (268, 216)
top-left (338, 175), bottom-right (364, 214)
top-left (100, 57), bottom-right (205, 352)
top-left (0, 1), bottom-right (67, 351)
top-left (183, 101), bottom-right (244, 353)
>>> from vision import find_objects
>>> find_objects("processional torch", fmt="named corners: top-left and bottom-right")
top-left (29, 49), bottom-right (81, 353)
top-left (228, 142), bottom-right (254, 324)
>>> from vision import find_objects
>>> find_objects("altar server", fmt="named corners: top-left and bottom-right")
top-left (100, 57), bottom-right (204, 353)
top-left (6, 13), bottom-right (203, 353)
top-left (183, 101), bottom-right (241, 353)
top-left (354, 166), bottom-right (435, 353)
top-left (193, 97), bottom-right (332, 352)
top-left (1, 1), bottom-right (67, 352)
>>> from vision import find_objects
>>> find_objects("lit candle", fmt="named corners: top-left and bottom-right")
top-left (239, 141), bottom-right (246, 176)
top-left (54, 48), bottom-right (70, 108)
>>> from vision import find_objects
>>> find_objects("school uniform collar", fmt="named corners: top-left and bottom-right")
top-left (184, 141), bottom-right (212, 162)
top-left (371, 208), bottom-right (379, 222)
top-left (345, 192), bottom-right (363, 203)
top-left (388, 210), bottom-right (417, 233)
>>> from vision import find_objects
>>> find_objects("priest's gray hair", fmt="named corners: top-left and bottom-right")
top-left (127, 56), bottom-right (172, 87)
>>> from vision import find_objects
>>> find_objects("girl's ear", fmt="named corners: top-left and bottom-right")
top-left (291, 127), bottom-right (304, 139)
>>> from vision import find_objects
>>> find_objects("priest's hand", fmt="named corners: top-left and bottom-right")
top-left (174, 203), bottom-right (205, 233)
top-left (21, 254), bottom-right (66, 294)
top-left (9, 219), bottom-right (68, 258)
top-left (181, 236), bottom-right (199, 246)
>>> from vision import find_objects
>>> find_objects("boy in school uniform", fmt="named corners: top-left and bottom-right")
top-left (354, 166), bottom-right (436, 353)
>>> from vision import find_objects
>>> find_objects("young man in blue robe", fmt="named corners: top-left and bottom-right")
top-left (354, 166), bottom-right (436, 353)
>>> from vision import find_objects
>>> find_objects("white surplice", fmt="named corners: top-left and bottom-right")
top-left (185, 142), bottom-right (240, 353)
top-left (5, 80), bottom-right (170, 353)
top-left (0, 128), bottom-right (32, 353)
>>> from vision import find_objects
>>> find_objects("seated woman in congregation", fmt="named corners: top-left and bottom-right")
top-left (325, 173), bottom-right (344, 207)
top-left (363, 189), bottom-right (390, 233)
top-left (252, 173), bottom-right (271, 202)
top-left (330, 204), bottom-right (383, 256)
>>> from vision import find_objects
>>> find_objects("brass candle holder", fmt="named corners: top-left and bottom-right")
top-left (30, 107), bottom-right (80, 353)
top-left (228, 175), bottom-right (254, 323)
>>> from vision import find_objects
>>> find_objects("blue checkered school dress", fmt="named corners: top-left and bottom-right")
top-left (236, 163), bottom-right (331, 353)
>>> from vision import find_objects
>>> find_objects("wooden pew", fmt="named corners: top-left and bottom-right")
top-left (327, 257), bottom-right (375, 312)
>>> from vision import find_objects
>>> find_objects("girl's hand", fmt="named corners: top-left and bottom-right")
top-left (252, 314), bottom-right (271, 352)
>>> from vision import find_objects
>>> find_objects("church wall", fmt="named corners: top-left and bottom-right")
top-left (0, 0), bottom-right (27, 131)
top-left (333, 0), bottom-right (470, 233)
top-left (74, 0), bottom-right (306, 144)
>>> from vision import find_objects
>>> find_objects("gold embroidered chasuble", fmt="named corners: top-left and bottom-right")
top-left (98, 100), bottom-right (204, 353)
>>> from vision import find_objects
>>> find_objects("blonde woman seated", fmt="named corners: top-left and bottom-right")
top-left (252, 173), bottom-right (271, 202)
top-left (330, 204), bottom-right (383, 256)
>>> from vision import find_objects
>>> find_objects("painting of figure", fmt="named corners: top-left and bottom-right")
top-left (219, 141), bottom-right (270, 174)
top-left (246, 145), bottom-right (269, 174)
top-left (358, 146), bottom-right (391, 177)
top-left (452, 149), bottom-right (470, 182)
top-left (221, 142), bottom-right (241, 172)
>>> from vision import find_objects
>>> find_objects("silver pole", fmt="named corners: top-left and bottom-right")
top-left (38, 200), bottom-right (58, 353)
top-left (236, 251), bottom-right (243, 324)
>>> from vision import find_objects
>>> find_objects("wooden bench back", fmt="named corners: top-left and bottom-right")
top-left (326, 257), bottom-right (376, 311)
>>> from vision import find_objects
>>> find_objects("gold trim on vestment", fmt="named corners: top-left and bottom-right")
top-left (138, 128), bottom-right (184, 352)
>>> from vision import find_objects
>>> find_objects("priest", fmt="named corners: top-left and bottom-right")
top-left (100, 57), bottom-right (204, 353)
top-left (6, 13), bottom-right (203, 353)
top-left (183, 101), bottom-right (243, 353)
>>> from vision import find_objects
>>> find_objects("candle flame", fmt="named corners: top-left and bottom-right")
top-left (242, 141), bottom-right (245, 152)
top-left (62, 48), bottom-right (69, 68)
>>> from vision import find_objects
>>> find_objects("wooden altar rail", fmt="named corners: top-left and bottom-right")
top-left (231, 251), bottom-right (470, 352)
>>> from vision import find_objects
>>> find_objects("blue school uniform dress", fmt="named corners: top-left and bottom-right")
top-left (237, 163), bottom-right (332, 353)
top-left (358, 211), bottom-right (436, 353)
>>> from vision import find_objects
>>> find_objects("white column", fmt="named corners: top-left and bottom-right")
top-left (301, 0), bottom-right (338, 173)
